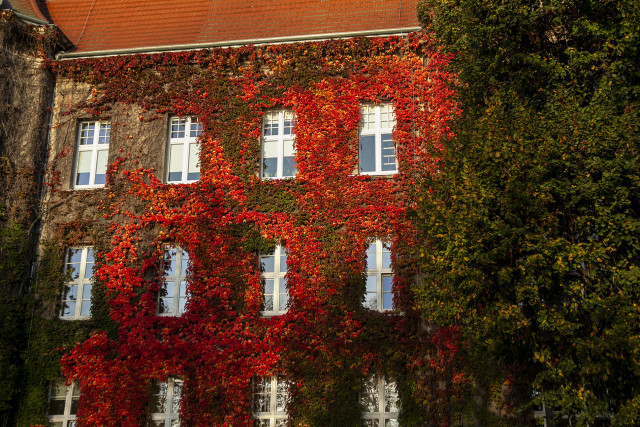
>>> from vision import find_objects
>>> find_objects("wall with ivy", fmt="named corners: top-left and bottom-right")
top-left (15, 31), bottom-right (510, 426)
top-left (0, 11), bottom-right (69, 426)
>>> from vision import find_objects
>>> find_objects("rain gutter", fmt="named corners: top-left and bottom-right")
top-left (55, 27), bottom-right (422, 60)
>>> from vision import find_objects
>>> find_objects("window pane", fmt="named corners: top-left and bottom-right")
top-left (264, 279), bottom-right (274, 294)
top-left (70, 395), bottom-right (79, 414)
top-left (162, 282), bottom-right (175, 298)
top-left (151, 382), bottom-right (168, 413)
top-left (385, 381), bottom-right (399, 412)
top-left (187, 142), bottom-right (200, 180)
top-left (67, 263), bottom-right (80, 280)
top-left (67, 249), bottom-right (83, 264)
top-left (47, 399), bottom-right (66, 415)
top-left (385, 420), bottom-right (399, 427)
top-left (279, 291), bottom-right (289, 312)
top-left (164, 251), bottom-right (176, 276)
top-left (262, 158), bottom-right (277, 178)
top-left (159, 298), bottom-right (172, 314)
top-left (178, 297), bottom-right (187, 314)
top-left (81, 300), bottom-right (92, 317)
top-left (98, 123), bottom-right (111, 144)
top-left (380, 104), bottom-right (394, 128)
top-left (52, 381), bottom-right (68, 398)
top-left (280, 252), bottom-right (287, 272)
top-left (366, 276), bottom-right (377, 293)
top-left (382, 276), bottom-right (393, 293)
top-left (94, 149), bottom-right (108, 185)
top-left (75, 151), bottom-right (92, 185)
top-left (84, 262), bottom-right (94, 279)
top-left (366, 244), bottom-right (377, 270)
top-left (383, 277), bottom-right (394, 310)
top-left (79, 122), bottom-right (95, 145)
top-left (263, 295), bottom-right (274, 312)
top-left (172, 381), bottom-right (182, 413)
top-left (361, 378), bottom-right (379, 412)
top-left (380, 134), bottom-right (396, 172)
top-left (190, 118), bottom-right (203, 137)
top-left (171, 118), bottom-right (186, 138)
top-left (180, 253), bottom-right (189, 276)
top-left (382, 247), bottom-right (391, 270)
top-left (364, 421), bottom-right (379, 427)
top-left (264, 112), bottom-right (279, 136)
top-left (83, 284), bottom-right (92, 300)
top-left (63, 285), bottom-right (78, 301)
top-left (253, 380), bottom-right (271, 412)
top-left (282, 156), bottom-right (295, 177)
top-left (168, 144), bottom-right (184, 182)
top-left (260, 254), bottom-right (275, 273)
top-left (254, 420), bottom-right (270, 427)
top-left (359, 135), bottom-right (375, 173)
top-left (361, 105), bottom-right (375, 130)
top-left (283, 111), bottom-right (294, 135)
top-left (61, 300), bottom-right (76, 317)
top-left (275, 379), bottom-right (288, 412)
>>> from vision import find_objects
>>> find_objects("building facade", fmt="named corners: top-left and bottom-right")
top-left (0, 1), bottom-right (474, 425)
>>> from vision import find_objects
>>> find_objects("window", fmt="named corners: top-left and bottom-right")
top-left (167, 116), bottom-right (202, 183)
top-left (74, 121), bottom-right (110, 188)
top-left (159, 248), bottom-right (190, 316)
top-left (150, 379), bottom-right (182, 426)
top-left (261, 110), bottom-right (296, 179)
top-left (48, 380), bottom-right (78, 427)
top-left (60, 247), bottom-right (94, 320)
top-left (361, 377), bottom-right (400, 426)
top-left (364, 240), bottom-right (394, 312)
top-left (359, 104), bottom-right (397, 175)
top-left (252, 376), bottom-right (289, 427)
top-left (260, 245), bottom-right (288, 316)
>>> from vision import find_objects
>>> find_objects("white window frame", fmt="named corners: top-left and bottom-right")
top-left (60, 247), bottom-right (94, 320)
top-left (150, 378), bottom-right (182, 426)
top-left (359, 104), bottom-right (397, 175)
top-left (261, 110), bottom-right (296, 179)
top-left (364, 240), bottom-right (394, 312)
top-left (260, 245), bottom-right (289, 316)
top-left (166, 116), bottom-right (202, 184)
top-left (158, 247), bottom-right (190, 316)
top-left (361, 376), bottom-right (400, 426)
top-left (47, 379), bottom-right (78, 427)
top-left (74, 121), bottom-right (110, 189)
top-left (252, 376), bottom-right (289, 427)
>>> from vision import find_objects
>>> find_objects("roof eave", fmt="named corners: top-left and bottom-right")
top-left (55, 27), bottom-right (423, 60)
top-left (10, 9), bottom-right (48, 25)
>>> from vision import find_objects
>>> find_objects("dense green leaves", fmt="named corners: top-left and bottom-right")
top-left (415, 0), bottom-right (640, 424)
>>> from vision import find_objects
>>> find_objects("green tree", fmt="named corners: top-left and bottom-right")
top-left (415, 1), bottom-right (640, 424)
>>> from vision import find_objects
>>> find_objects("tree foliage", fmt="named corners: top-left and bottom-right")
top-left (415, 0), bottom-right (640, 424)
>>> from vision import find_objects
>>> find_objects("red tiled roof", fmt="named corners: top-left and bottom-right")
top-left (40, 0), bottom-right (420, 56)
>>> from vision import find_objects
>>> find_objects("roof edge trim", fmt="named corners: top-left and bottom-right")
top-left (56, 27), bottom-right (423, 60)
top-left (11, 9), bottom-right (49, 25)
